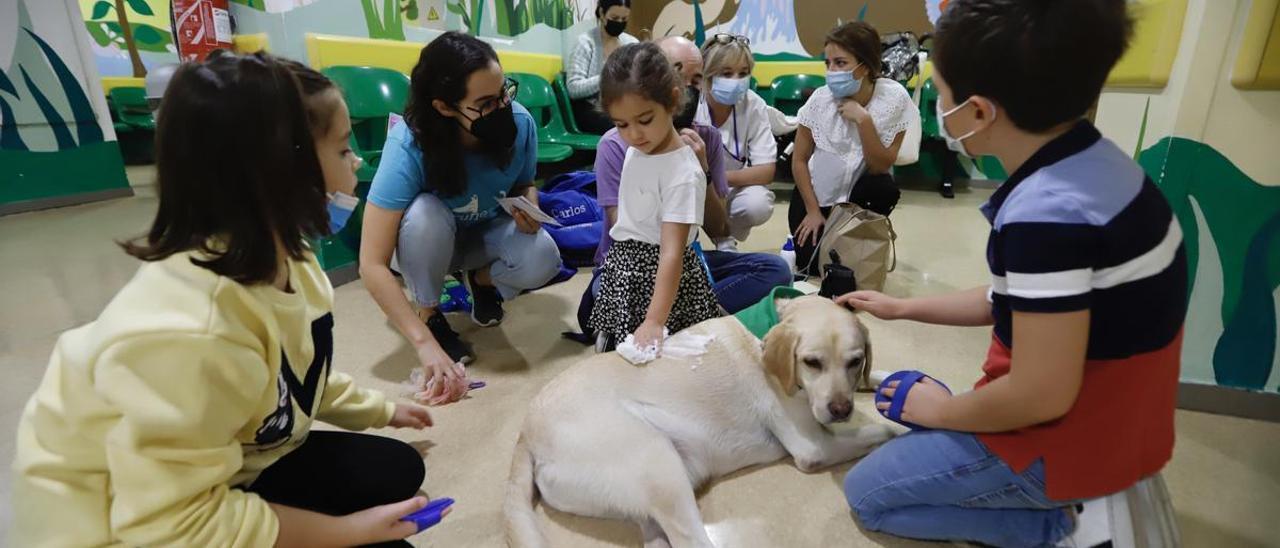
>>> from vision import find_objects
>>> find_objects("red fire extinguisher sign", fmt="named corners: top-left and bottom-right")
top-left (172, 0), bottom-right (232, 63)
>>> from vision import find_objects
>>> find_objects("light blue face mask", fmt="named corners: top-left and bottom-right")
top-left (826, 64), bottom-right (863, 98)
top-left (710, 76), bottom-right (750, 105)
top-left (327, 191), bottom-right (360, 234)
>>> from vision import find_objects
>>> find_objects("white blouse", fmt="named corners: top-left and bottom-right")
top-left (796, 78), bottom-right (916, 207)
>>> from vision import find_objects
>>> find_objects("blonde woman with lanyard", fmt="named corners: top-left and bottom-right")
top-left (695, 33), bottom-right (778, 252)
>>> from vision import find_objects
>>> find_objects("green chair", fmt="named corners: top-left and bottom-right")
top-left (321, 66), bottom-right (411, 181)
top-left (509, 72), bottom-right (574, 163)
top-left (751, 75), bottom-right (774, 106)
top-left (553, 72), bottom-right (596, 141)
top-left (108, 87), bottom-right (155, 130)
top-left (511, 72), bottom-right (599, 152)
top-left (770, 74), bottom-right (826, 116)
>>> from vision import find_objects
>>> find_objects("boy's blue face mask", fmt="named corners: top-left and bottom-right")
top-left (327, 191), bottom-right (360, 234)
top-left (826, 64), bottom-right (863, 98)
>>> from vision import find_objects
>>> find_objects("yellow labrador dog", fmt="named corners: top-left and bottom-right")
top-left (505, 295), bottom-right (895, 548)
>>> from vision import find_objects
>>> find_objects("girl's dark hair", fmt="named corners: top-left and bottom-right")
top-left (599, 42), bottom-right (684, 114)
top-left (403, 32), bottom-right (505, 197)
top-left (280, 57), bottom-right (342, 135)
top-left (121, 52), bottom-right (328, 285)
top-left (596, 0), bottom-right (630, 19)
top-left (826, 21), bottom-right (883, 78)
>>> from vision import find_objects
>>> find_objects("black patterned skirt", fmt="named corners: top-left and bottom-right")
top-left (589, 239), bottom-right (722, 339)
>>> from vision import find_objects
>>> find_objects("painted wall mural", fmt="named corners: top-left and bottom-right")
top-left (1142, 137), bottom-right (1280, 393)
top-left (2, 0), bottom-right (130, 212)
top-left (78, 0), bottom-right (176, 77)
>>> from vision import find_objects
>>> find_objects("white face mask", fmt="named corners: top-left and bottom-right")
top-left (936, 97), bottom-right (994, 157)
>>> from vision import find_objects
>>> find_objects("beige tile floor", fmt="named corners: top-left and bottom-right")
top-left (2, 169), bottom-right (1278, 547)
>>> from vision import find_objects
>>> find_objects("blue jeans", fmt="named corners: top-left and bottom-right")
top-left (844, 430), bottom-right (1075, 548)
top-left (396, 193), bottom-right (561, 307)
top-left (589, 249), bottom-right (792, 315)
top-left (701, 250), bottom-right (793, 313)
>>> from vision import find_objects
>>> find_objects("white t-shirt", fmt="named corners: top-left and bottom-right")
top-left (796, 78), bottom-right (916, 207)
top-left (610, 145), bottom-right (706, 246)
top-left (695, 89), bottom-right (777, 171)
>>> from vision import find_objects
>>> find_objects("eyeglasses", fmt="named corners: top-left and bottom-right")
top-left (467, 77), bottom-right (520, 117)
top-left (706, 34), bottom-right (750, 47)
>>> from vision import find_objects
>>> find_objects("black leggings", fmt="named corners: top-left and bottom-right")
top-left (572, 98), bottom-right (614, 135)
top-left (247, 431), bottom-right (426, 547)
top-left (789, 172), bottom-right (900, 276)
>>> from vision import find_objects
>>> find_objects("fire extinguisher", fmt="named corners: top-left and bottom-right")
top-left (171, 0), bottom-right (233, 63)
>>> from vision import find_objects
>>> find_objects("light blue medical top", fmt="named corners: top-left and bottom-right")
top-left (368, 101), bottom-right (538, 226)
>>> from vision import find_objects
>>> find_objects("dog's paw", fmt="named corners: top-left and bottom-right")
top-left (794, 457), bottom-right (824, 474)
top-left (860, 423), bottom-right (899, 447)
top-left (868, 369), bottom-right (892, 387)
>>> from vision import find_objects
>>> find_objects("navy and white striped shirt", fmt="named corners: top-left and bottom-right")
top-left (981, 121), bottom-right (1187, 360)
top-left (975, 121), bottom-right (1188, 500)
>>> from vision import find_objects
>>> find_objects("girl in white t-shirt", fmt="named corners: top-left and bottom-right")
top-left (589, 42), bottom-right (722, 351)
top-left (791, 21), bottom-right (917, 274)
top-left (696, 34), bottom-right (778, 250)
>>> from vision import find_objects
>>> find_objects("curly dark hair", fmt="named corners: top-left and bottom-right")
top-left (403, 32), bottom-right (508, 197)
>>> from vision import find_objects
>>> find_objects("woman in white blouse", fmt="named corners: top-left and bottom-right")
top-left (696, 34), bottom-right (778, 251)
top-left (566, 0), bottom-right (637, 134)
top-left (791, 21), bottom-right (916, 274)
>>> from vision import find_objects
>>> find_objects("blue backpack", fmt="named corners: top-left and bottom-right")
top-left (538, 171), bottom-right (603, 268)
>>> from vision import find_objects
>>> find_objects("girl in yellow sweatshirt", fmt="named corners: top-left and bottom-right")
top-left (11, 52), bottom-right (441, 547)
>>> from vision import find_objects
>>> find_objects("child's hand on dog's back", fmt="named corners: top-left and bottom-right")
top-left (390, 403), bottom-right (433, 429)
top-left (837, 290), bottom-right (907, 320)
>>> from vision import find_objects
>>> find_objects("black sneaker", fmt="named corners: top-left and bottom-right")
top-left (426, 311), bottom-right (474, 364)
top-left (464, 270), bottom-right (504, 327)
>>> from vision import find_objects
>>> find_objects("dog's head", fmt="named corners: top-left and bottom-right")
top-left (762, 295), bottom-right (872, 424)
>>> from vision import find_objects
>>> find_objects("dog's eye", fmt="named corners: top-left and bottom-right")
top-left (847, 357), bottom-right (864, 369)
top-left (803, 357), bottom-right (822, 369)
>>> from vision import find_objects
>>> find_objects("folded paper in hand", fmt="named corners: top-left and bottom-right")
top-left (497, 196), bottom-right (562, 226)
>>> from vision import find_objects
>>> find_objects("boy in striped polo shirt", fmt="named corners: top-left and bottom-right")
top-left (836, 1), bottom-right (1188, 546)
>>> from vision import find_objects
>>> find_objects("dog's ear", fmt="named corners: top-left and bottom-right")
top-left (854, 317), bottom-right (873, 392)
top-left (763, 322), bottom-right (800, 395)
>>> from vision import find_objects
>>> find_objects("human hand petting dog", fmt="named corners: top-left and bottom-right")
top-left (632, 320), bottom-right (667, 351)
top-left (836, 290), bottom-right (907, 320)
top-left (875, 377), bottom-right (951, 429)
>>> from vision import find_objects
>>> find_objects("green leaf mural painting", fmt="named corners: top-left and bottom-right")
top-left (494, 0), bottom-right (577, 36)
top-left (1141, 138), bottom-right (1280, 393)
top-left (82, 0), bottom-right (174, 77)
top-left (363, 0), bottom-right (411, 40)
top-left (2, 0), bottom-right (130, 211)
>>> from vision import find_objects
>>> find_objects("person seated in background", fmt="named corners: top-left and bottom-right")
top-left (586, 36), bottom-right (792, 320)
top-left (566, 0), bottom-right (638, 134)
top-left (790, 21), bottom-right (916, 275)
top-left (696, 33), bottom-right (779, 252)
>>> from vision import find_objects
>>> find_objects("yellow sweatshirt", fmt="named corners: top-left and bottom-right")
top-left (10, 250), bottom-right (395, 547)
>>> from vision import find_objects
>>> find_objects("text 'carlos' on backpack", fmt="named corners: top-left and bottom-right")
top-left (537, 171), bottom-right (604, 268)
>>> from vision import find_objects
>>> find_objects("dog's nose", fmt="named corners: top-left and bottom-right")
top-left (828, 400), bottom-right (852, 420)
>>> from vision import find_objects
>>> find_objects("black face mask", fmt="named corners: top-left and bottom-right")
top-left (673, 85), bottom-right (700, 129)
top-left (459, 103), bottom-right (517, 150)
top-left (604, 19), bottom-right (627, 37)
